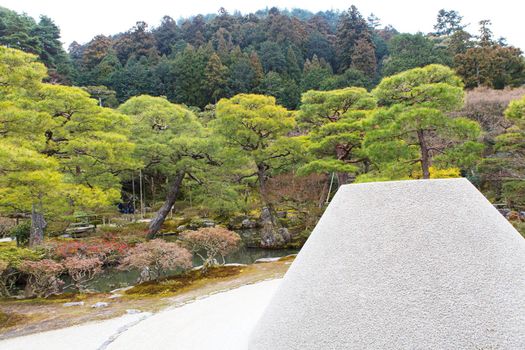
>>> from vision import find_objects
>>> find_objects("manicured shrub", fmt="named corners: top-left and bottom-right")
top-left (0, 244), bottom-right (43, 267)
top-left (0, 259), bottom-right (11, 297)
top-left (119, 239), bottom-right (192, 282)
top-left (0, 244), bottom-right (43, 296)
top-left (9, 222), bottom-right (31, 247)
top-left (63, 256), bottom-right (103, 292)
top-left (181, 227), bottom-right (241, 271)
top-left (19, 259), bottom-right (64, 298)
top-left (48, 240), bottom-right (128, 265)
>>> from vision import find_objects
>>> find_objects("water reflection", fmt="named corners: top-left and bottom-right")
top-left (88, 242), bottom-right (298, 292)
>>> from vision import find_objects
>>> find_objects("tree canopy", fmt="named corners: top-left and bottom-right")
top-left (365, 65), bottom-right (482, 180)
top-left (0, 46), bottom-right (135, 245)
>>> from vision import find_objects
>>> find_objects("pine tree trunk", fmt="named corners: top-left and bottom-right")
top-left (336, 172), bottom-right (349, 187)
top-left (318, 174), bottom-right (330, 207)
top-left (147, 171), bottom-right (185, 239)
top-left (29, 203), bottom-right (46, 247)
top-left (257, 163), bottom-right (289, 248)
top-left (417, 129), bottom-right (431, 179)
top-left (335, 144), bottom-right (349, 187)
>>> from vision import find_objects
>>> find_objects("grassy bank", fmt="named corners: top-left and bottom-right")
top-left (0, 257), bottom-right (294, 339)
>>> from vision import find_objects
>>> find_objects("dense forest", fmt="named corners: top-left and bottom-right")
top-left (1, 6), bottom-right (524, 109)
top-left (0, 4), bottom-right (524, 307)
top-left (0, 4), bottom-right (524, 250)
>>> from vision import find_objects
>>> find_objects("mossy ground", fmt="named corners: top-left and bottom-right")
top-left (512, 221), bottom-right (524, 238)
top-left (0, 310), bottom-right (25, 330)
top-left (124, 266), bottom-right (243, 296)
top-left (0, 258), bottom-right (294, 339)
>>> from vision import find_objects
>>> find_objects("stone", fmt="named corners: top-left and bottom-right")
top-left (63, 301), bottom-right (84, 307)
top-left (241, 218), bottom-right (257, 229)
top-left (91, 302), bottom-right (109, 308)
top-left (249, 178), bottom-right (525, 349)
top-left (109, 286), bottom-right (133, 293)
top-left (254, 257), bottom-right (281, 263)
top-left (176, 225), bottom-right (187, 231)
top-left (126, 309), bottom-right (142, 314)
top-left (202, 219), bottom-right (215, 227)
top-left (276, 211), bottom-right (287, 218)
top-left (108, 294), bottom-right (123, 299)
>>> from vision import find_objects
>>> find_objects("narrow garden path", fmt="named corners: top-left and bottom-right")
top-left (0, 258), bottom-right (293, 349)
top-left (0, 279), bottom-right (281, 350)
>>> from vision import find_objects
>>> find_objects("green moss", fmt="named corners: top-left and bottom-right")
top-left (10, 292), bottom-right (90, 305)
top-left (513, 222), bottom-right (525, 238)
top-left (124, 265), bottom-right (243, 296)
top-left (0, 310), bottom-right (26, 330)
top-left (0, 243), bottom-right (43, 267)
top-left (278, 255), bottom-right (297, 262)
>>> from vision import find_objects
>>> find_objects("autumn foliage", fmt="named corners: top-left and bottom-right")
top-left (48, 240), bottom-right (128, 265)
top-left (19, 259), bottom-right (64, 297)
top-left (119, 239), bottom-right (192, 281)
top-left (181, 227), bottom-right (241, 270)
top-left (63, 256), bottom-right (103, 292)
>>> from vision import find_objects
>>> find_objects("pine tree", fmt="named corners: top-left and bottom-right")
top-left (350, 37), bottom-right (377, 78)
top-left (205, 53), bottom-right (228, 103)
top-left (286, 46), bottom-right (301, 81)
top-left (153, 16), bottom-right (180, 56)
top-left (336, 5), bottom-right (373, 72)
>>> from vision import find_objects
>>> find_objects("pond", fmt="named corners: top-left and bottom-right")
top-left (87, 241), bottom-right (298, 293)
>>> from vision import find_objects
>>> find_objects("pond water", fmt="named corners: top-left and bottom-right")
top-left (87, 241), bottom-right (299, 293)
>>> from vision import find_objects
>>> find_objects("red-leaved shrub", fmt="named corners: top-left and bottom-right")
top-left (119, 239), bottom-right (192, 282)
top-left (0, 259), bottom-right (11, 297)
top-left (19, 259), bottom-right (64, 298)
top-left (180, 227), bottom-right (241, 271)
top-left (49, 240), bottom-right (128, 265)
top-left (63, 256), bottom-right (103, 292)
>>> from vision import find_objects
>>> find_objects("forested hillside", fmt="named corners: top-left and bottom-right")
top-left (1, 4), bottom-right (525, 248)
top-left (1, 6), bottom-right (524, 109)
top-left (0, 4), bottom-right (524, 308)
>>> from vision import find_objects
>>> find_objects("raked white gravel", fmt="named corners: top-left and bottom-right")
top-left (0, 279), bottom-right (281, 350)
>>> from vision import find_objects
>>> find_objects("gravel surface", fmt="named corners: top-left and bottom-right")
top-left (0, 312), bottom-right (152, 350)
top-left (0, 279), bottom-right (281, 350)
top-left (249, 178), bottom-right (525, 349)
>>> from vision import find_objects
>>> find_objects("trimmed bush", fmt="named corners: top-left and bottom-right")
top-left (181, 227), bottom-right (241, 271)
top-left (119, 239), bottom-right (192, 282)
top-left (19, 259), bottom-right (64, 298)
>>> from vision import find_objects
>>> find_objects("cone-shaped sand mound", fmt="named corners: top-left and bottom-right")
top-left (249, 178), bottom-right (525, 349)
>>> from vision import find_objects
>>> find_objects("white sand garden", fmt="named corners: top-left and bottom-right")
top-left (2, 179), bottom-right (524, 349)
top-left (0, 279), bottom-right (281, 350)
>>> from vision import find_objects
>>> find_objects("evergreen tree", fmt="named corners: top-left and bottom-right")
top-left (227, 50), bottom-right (257, 95)
top-left (170, 44), bottom-right (209, 108)
top-left (260, 72), bottom-right (301, 109)
top-left (367, 65), bottom-right (482, 180)
top-left (301, 56), bottom-right (334, 91)
top-left (205, 53), bottom-right (228, 103)
top-left (350, 37), bottom-right (377, 78)
top-left (118, 95), bottom-right (221, 238)
top-left (213, 94), bottom-right (302, 247)
top-left (382, 33), bottom-right (452, 76)
top-left (298, 87), bottom-right (377, 186)
top-left (0, 47), bottom-right (135, 245)
top-left (81, 35), bottom-right (113, 70)
top-left (0, 7), bottom-right (41, 54)
top-left (285, 46), bottom-right (301, 81)
top-left (433, 9), bottom-right (466, 36)
top-left (113, 21), bottom-right (158, 64)
top-left (336, 5), bottom-right (372, 72)
top-left (153, 16), bottom-right (180, 56)
top-left (305, 31), bottom-right (336, 68)
top-left (455, 46), bottom-right (525, 89)
top-left (259, 41), bottom-right (287, 73)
